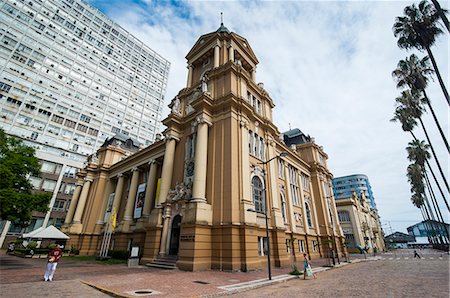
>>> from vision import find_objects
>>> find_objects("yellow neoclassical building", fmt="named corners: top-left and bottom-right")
top-left (62, 24), bottom-right (346, 271)
top-left (336, 192), bottom-right (385, 254)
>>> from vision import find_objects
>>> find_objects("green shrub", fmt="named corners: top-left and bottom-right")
top-left (289, 264), bottom-right (302, 276)
top-left (48, 243), bottom-right (57, 250)
top-left (109, 250), bottom-right (129, 260)
top-left (27, 241), bottom-right (38, 249)
top-left (70, 245), bottom-right (80, 255)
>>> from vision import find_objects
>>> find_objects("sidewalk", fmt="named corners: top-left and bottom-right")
top-left (0, 251), bottom-right (378, 298)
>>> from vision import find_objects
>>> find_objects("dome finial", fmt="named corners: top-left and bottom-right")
top-left (216, 12), bottom-right (230, 33)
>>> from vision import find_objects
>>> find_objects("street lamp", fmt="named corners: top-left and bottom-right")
top-left (247, 151), bottom-right (288, 281)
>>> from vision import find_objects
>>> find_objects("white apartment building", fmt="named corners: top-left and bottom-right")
top-left (0, 0), bottom-right (170, 236)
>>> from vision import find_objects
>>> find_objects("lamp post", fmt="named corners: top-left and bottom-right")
top-left (248, 151), bottom-right (288, 281)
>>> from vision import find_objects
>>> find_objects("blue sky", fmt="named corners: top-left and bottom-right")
top-left (87, 0), bottom-right (449, 234)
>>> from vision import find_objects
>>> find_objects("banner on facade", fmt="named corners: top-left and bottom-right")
top-left (133, 183), bottom-right (146, 219)
top-left (103, 193), bottom-right (115, 223)
top-left (155, 179), bottom-right (161, 205)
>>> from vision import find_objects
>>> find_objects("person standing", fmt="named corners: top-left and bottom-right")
top-left (44, 245), bottom-right (62, 281)
top-left (303, 253), bottom-right (317, 280)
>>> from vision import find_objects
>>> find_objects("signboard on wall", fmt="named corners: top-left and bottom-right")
top-left (133, 183), bottom-right (146, 219)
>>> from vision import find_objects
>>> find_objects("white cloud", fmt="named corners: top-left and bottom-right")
top-left (92, 0), bottom-right (449, 233)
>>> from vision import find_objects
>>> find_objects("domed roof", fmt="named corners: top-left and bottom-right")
top-left (216, 22), bottom-right (230, 33)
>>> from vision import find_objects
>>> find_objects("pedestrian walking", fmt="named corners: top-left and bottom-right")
top-left (413, 249), bottom-right (421, 259)
top-left (44, 244), bottom-right (62, 281)
top-left (303, 253), bottom-right (317, 280)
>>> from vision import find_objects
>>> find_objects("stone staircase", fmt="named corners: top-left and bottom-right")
top-left (145, 255), bottom-right (178, 270)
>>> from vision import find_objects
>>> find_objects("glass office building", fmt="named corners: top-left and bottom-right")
top-left (332, 174), bottom-right (377, 210)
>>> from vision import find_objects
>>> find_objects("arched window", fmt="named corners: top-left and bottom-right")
top-left (305, 202), bottom-right (313, 227)
top-left (280, 192), bottom-right (287, 224)
top-left (252, 176), bottom-right (265, 213)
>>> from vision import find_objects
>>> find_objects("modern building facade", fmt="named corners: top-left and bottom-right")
top-left (335, 191), bottom-right (385, 253)
top-left (407, 220), bottom-right (450, 245)
top-left (0, 0), bottom-right (169, 236)
top-left (332, 174), bottom-right (376, 209)
top-left (62, 23), bottom-right (346, 271)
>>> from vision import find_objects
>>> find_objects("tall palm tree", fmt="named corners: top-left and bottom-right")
top-left (408, 166), bottom-right (440, 245)
top-left (392, 54), bottom-right (449, 152)
top-left (406, 139), bottom-right (430, 167)
top-left (391, 107), bottom-right (449, 207)
top-left (424, 172), bottom-right (449, 243)
top-left (393, 0), bottom-right (449, 104)
top-left (406, 139), bottom-right (450, 212)
top-left (430, 0), bottom-right (450, 33)
top-left (396, 91), bottom-right (449, 193)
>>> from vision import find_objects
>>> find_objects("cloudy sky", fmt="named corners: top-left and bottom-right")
top-left (88, 0), bottom-right (449, 233)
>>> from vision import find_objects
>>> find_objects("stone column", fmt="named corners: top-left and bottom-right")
top-left (112, 174), bottom-right (125, 213)
top-left (96, 179), bottom-right (114, 225)
top-left (72, 178), bottom-right (93, 224)
top-left (214, 45), bottom-right (220, 68)
top-left (192, 117), bottom-right (210, 202)
top-left (251, 68), bottom-right (256, 81)
top-left (64, 181), bottom-right (83, 225)
top-left (159, 206), bottom-right (172, 257)
top-left (142, 160), bottom-right (158, 219)
top-left (158, 136), bottom-right (178, 205)
top-left (267, 139), bottom-right (279, 209)
top-left (240, 119), bottom-right (256, 225)
top-left (228, 46), bottom-right (234, 62)
top-left (241, 120), bottom-right (251, 202)
top-left (122, 167), bottom-right (140, 232)
top-left (284, 167), bottom-right (297, 233)
top-left (187, 64), bottom-right (193, 88)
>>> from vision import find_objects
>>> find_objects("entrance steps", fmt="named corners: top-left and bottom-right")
top-left (145, 255), bottom-right (178, 270)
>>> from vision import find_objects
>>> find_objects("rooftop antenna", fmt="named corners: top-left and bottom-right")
top-left (289, 123), bottom-right (291, 130)
top-left (221, 12), bottom-right (223, 25)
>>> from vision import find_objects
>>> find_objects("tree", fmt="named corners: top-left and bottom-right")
top-left (430, 0), bottom-right (450, 33)
top-left (395, 91), bottom-right (449, 193)
top-left (393, 0), bottom-right (449, 104)
top-left (407, 139), bottom-right (449, 212)
top-left (0, 129), bottom-right (51, 227)
top-left (392, 54), bottom-right (449, 152)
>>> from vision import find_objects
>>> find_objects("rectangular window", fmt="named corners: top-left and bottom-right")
top-left (64, 119), bottom-right (76, 128)
top-left (301, 174), bottom-right (310, 192)
top-left (64, 183), bottom-right (76, 195)
top-left (51, 114), bottom-right (64, 124)
top-left (77, 123), bottom-right (88, 133)
top-left (88, 128), bottom-right (99, 136)
top-left (258, 236), bottom-right (268, 256)
top-left (312, 240), bottom-right (318, 252)
top-left (52, 199), bottom-right (65, 211)
top-left (42, 179), bottom-right (57, 191)
top-left (338, 211), bottom-right (351, 222)
top-left (288, 166), bottom-right (300, 206)
top-left (0, 82), bottom-right (12, 92)
top-left (345, 234), bottom-right (356, 248)
top-left (286, 239), bottom-right (291, 254)
top-left (278, 159), bottom-right (285, 178)
top-left (80, 114), bottom-right (91, 123)
top-left (298, 240), bottom-right (306, 253)
top-left (29, 176), bottom-right (42, 189)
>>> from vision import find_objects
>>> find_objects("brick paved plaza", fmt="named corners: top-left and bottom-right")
top-left (0, 249), bottom-right (448, 297)
top-left (234, 250), bottom-right (450, 298)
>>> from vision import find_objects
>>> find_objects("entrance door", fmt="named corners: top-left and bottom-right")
top-left (169, 215), bottom-right (181, 255)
